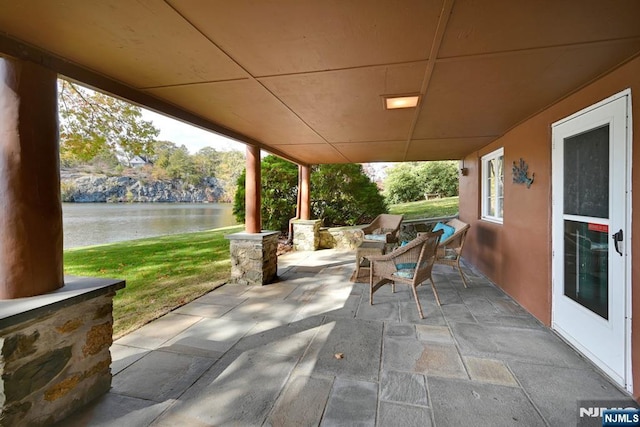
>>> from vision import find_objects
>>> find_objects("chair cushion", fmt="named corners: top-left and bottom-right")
top-left (396, 262), bottom-right (416, 270)
top-left (364, 234), bottom-right (387, 241)
top-left (372, 227), bottom-right (395, 235)
top-left (443, 248), bottom-right (458, 260)
top-left (392, 269), bottom-right (415, 279)
top-left (433, 222), bottom-right (455, 241)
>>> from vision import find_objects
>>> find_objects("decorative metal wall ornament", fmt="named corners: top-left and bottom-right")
top-left (512, 158), bottom-right (534, 188)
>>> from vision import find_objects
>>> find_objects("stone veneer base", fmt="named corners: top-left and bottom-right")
top-left (292, 219), bottom-right (322, 251)
top-left (319, 226), bottom-right (365, 250)
top-left (226, 231), bottom-right (279, 286)
top-left (0, 276), bottom-right (125, 426)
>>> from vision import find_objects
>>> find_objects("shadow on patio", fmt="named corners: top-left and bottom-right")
top-left (59, 249), bottom-right (634, 426)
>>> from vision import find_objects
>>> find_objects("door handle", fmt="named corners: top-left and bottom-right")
top-left (612, 229), bottom-right (623, 256)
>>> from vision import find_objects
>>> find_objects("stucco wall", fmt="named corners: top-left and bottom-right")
top-left (459, 54), bottom-right (640, 398)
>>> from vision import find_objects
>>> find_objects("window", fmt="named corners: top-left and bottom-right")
top-left (481, 148), bottom-right (504, 223)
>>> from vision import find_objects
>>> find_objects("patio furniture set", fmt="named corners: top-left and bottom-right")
top-left (355, 214), bottom-right (471, 319)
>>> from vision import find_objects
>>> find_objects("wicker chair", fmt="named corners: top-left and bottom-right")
top-left (359, 214), bottom-right (404, 244)
top-left (367, 230), bottom-right (443, 319)
top-left (433, 219), bottom-right (471, 288)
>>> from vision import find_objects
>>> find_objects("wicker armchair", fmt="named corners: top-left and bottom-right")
top-left (367, 230), bottom-right (443, 319)
top-left (359, 214), bottom-right (404, 244)
top-left (433, 219), bottom-right (471, 288)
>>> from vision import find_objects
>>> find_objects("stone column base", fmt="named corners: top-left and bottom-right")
top-left (292, 219), bottom-right (322, 251)
top-left (226, 231), bottom-right (279, 286)
top-left (0, 277), bottom-right (125, 426)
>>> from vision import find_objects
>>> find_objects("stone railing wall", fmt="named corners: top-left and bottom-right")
top-left (0, 277), bottom-right (125, 426)
top-left (318, 226), bottom-right (365, 250)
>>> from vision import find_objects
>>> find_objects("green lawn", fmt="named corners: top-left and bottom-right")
top-left (389, 196), bottom-right (459, 220)
top-left (64, 225), bottom-right (243, 338)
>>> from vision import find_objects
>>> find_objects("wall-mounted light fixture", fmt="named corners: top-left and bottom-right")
top-left (459, 159), bottom-right (468, 176)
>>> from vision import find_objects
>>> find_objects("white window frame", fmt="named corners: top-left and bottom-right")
top-left (481, 147), bottom-right (504, 224)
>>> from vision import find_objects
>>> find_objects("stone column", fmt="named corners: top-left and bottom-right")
top-left (0, 57), bottom-right (63, 299)
top-left (245, 145), bottom-right (261, 233)
top-left (0, 277), bottom-right (125, 426)
top-left (226, 231), bottom-right (279, 286)
top-left (300, 164), bottom-right (311, 220)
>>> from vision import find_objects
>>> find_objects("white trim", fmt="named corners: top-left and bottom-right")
top-left (481, 217), bottom-right (503, 225)
top-left (563, 214), bottom-right (609, 226)
top-left (481, 147), bottom-right (504, 224)
top-left (552, 89), bottom-right (632, 128)
top-left (624, 89), bottom-right (633, 394)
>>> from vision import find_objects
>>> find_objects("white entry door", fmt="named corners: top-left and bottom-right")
top-left (552, 91), bottom-right (631, 389)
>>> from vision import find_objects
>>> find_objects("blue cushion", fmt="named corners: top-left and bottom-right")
top-left (432, 222), bottom-right (455, 241)
top-left (396, 262), bottom-right (416, 270)
top-left (364, 234), bottom-right (387, 241)
top-left (392, 269), bottom-right (415, 279)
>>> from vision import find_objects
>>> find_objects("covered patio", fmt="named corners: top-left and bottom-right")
top-left (2, 1), bottom-right (640, 424)
top-left (60, 250), bottom-right (632, 426)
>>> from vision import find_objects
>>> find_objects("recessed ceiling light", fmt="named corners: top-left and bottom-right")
top-left (384, 95), bottom-right (420, 110)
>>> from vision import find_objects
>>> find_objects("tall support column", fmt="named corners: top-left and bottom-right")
top-left (300, 164), bottom-right (311, 220)
top-left (0, 57), bottom-right (63, 299)
top-left (245, 145), bottom-right (261, 233)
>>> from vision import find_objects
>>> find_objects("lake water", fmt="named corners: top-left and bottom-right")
top-left (62, 203), bottom-right (238, 249)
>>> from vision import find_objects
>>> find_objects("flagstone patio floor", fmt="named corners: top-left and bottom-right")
top-left (59, 249), bottom-right (635, 426)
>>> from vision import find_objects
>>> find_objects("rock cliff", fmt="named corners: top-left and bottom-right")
top-left (61, 173), bottom-right (225, 203)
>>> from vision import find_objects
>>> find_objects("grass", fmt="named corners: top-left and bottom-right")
top-left (389, 196), bottom-right (459, 220)
top-left (64, 225), bottom-right (243, 339)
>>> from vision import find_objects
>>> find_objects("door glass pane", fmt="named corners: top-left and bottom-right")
top-left (563, 220), bottom-right (608, 319)
top-left (564, 125), bottom-right (609, 218)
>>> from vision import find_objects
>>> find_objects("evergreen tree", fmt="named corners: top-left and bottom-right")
top-left (312, 163), bottom-right (387, 226)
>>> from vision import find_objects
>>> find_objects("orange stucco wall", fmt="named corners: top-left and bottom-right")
top-left (459, 54), bottom-right (640, 399)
